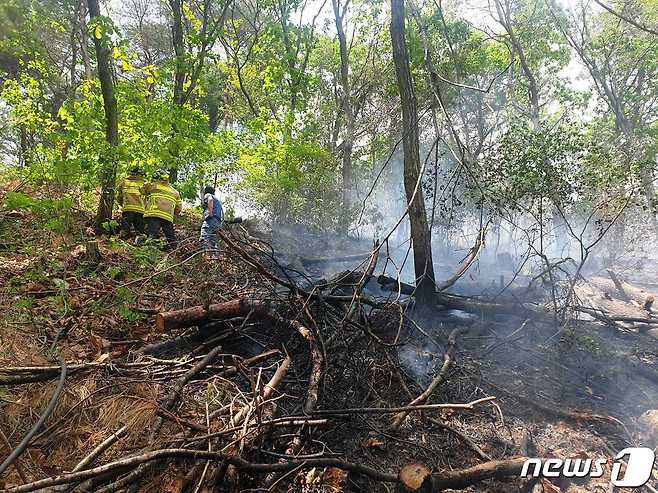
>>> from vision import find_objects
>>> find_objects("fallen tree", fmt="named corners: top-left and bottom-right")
top-left (2, 448), bottom-right (540, 493)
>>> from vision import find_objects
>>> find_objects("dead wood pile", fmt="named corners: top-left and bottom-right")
top-left (3, 226), bottom-right (658, 493)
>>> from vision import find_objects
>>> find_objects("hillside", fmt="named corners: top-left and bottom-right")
top-left (2, 181), bottom-right (658, 493)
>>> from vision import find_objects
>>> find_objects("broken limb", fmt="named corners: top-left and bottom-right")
top-left (229, 356), bottom-right (291, 427)
top-left (312, 396), bottom-right (496, 416)
top-left (4, 447), bottom-right (543, 493)
top-left (0, 359), bottom-right (67, 476)
top-left (606, 269), bottom-right (631, 302)
top-left (428, 418), bottom-right (492, 461)
top-left (376, 274), bottom-right (541, 316)
top-left (390, 327), bottom-right (467, 429)
top-left (218, 230), bottom-right (381, 307)
top-left (71, 425), bottom-right (128, 472)
top-left (437, 224), bottom-right (488, 292)
top-left (576, 305), bottom-right (658, 325)
top-left (300, 252), bottom-right (372, 265)
top-left (149, 344), bottom-right (227, 441)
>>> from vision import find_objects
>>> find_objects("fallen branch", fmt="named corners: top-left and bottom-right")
top-left (300, 252), bottom-right (372, 265)
top-left (428, 418), bottom-right (491, 461)
top-left (313, 396), bottom-right (496, 416)
top-left (3, 447), bottom-right (538, 493)
top-left (5, 449), bottom-right (544, 493)
top-left (72, 425), bottom-right (128, 472)
top-left (0, 359), bottom-right (67, 476)
top-left (230, 356), bottom-right (291, 427)
top-left (3, 449), bottom-right (398, 493)
top-left (428, 457), bottom-right (533, 490)
top-left (437, 225), bottom-right (488, 292)
top-left (218, 231), bottom-right (380, 307)
top-left (391, 328), bottom-right (466, 429)
top-left (376, 274), bottom-right (540, 316)
top-left (576, 306), bottom-right (658, 325)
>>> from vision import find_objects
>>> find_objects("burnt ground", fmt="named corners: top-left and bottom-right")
top-left (1, 187), bottom-right (658, 492)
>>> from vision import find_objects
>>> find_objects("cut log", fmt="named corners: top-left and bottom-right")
top-left (428, 457), bottom-right (531, 490)
top-left (398, 464), bottom-right (432, 492)
top-left (638, 409), bottom-right (658, 444)
top-left (156, 299), bottom-right (267, 331)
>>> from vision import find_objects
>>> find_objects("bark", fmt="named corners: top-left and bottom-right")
top-left (156, 299), bottom-right (262, 331)
top-left (332, 0), bottom-right (355, 210)
top-left (170, 0), bottom-right (186, 106)
top-left (78, 0), bottom-right (92, 80)
top-left (389, 0), bottom-right (436, 305)
top-left (19, 127), bottom-right (30, 167)
top-left (428, 457), bottom-right (531, 490)
top-left (88, 0), bottom-right (119, 232)
top-left (494, 0), bottom-right (540, 130)
top-left (167, 0), bottom-right (185, 183)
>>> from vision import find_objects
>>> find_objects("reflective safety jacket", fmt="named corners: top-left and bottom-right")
top-left (119, 175), bottom-right (146, 214)
top-left (142, 181), bottom-right (182, 223)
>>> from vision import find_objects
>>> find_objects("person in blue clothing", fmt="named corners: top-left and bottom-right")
top-left (200, 185), bottom-right (223, 259)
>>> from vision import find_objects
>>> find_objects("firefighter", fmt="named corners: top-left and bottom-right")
top-left (141, 170), bottom-right (182, 249)
top-left (200, 185), bottom-right (223, 259)
top-left (117, 167), bottom-right (146, 238)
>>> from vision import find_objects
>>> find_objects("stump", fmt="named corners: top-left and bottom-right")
top-left (85, 240), bottom-right (101, 265)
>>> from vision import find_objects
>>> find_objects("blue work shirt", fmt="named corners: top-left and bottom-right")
top-left (202, 193), bottom-right (223, 222)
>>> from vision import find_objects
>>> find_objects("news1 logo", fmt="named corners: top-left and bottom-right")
top-left (521, 448), bottom-right (656, 487)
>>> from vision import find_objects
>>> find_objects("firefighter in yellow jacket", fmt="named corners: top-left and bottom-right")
top-left (117, 167), bottom-right (146, 237)
top-left (141, 170), bottom-right (182, 249)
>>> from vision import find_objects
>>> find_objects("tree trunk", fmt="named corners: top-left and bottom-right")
top-left (170, 0), bottom-right (186, 106)
top-left (19, 127), bottom-right (30, 167)
top-left (389, 0), bottom-right (436, 304)
top-left (88, 0), bottom-right (119, 232)
top-left (332, 0), bottom-right (355, 212)
top-left (78, 0), bottom-right (92, 81)
top-left (167, 0), bottom-right (185, 183)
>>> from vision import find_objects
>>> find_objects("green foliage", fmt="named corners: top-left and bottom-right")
top-left (113, 286), bottom-right (141, 322)
top-left (132, 243), bottom-right (163, 268)
top-left (235, 116), bottom-right (343, 228)
top-left (480, 119), bottom-right (626, 213)
top-left (4, 191), bottom-right (73, 232)
top-left (0, 0), bottom-right (656, 236)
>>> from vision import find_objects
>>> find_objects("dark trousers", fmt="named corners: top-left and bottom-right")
top-left (146, 217), bottom-right (177, 249)
top-left (120, 211), bottom-right (144, 235)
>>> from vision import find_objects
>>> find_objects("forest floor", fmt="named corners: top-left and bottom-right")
top-left (1, 178), bottom-right (658, 493)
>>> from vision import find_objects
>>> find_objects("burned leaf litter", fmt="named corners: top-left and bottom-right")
top-left (1, 210), bottom-right (658, 492)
